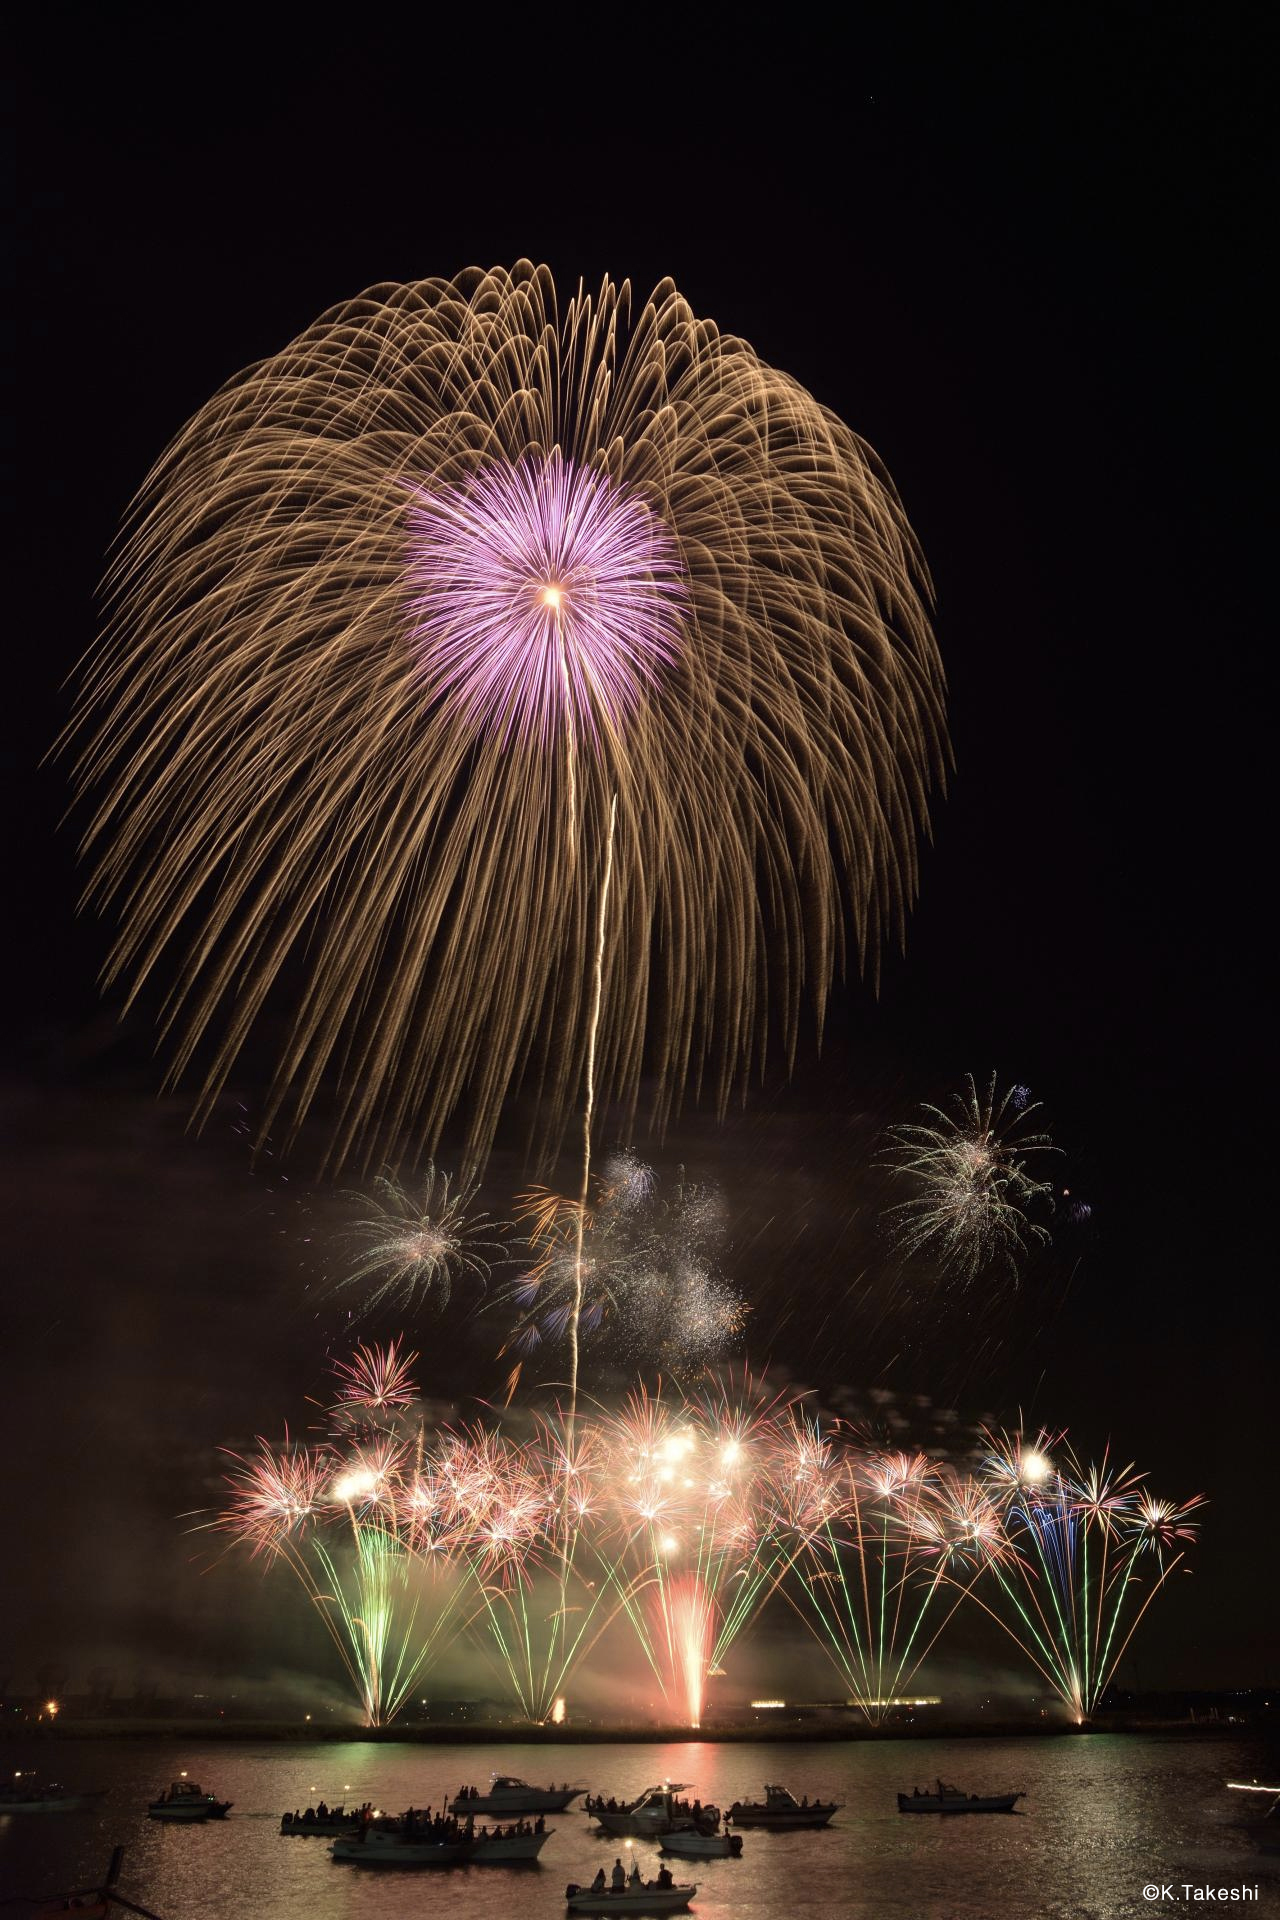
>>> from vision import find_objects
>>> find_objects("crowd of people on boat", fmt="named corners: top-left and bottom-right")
top-left (283, 1800), bottom-right (371, 1828)
top-left (585, 1790), bottom-right (717, 1824)
top-left (591, 1857), bottom-right (678, 1892)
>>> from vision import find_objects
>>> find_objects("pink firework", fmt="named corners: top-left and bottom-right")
top-left (330, 1338), bottom-right (419, 1416)
top-left (405, 450), bottom-right (686, 744)
top-left (221, 1439), bottom-right (326, 1558)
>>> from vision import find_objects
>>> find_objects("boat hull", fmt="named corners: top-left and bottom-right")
top-left (470, 1831), bottom-right (552, 1862)
top-left (281, 1817), bottom-right (360, 1836)
top-left (660, 1831), bottom-right (742, 1858)
top-left (897, 1792), bottom-right (1023, 1814)
top-left (331, 1836), bottom-right (466, 1866)
top-left (727, 1809), bottom-right (835, 1828)
top-left (565, 1886), bottom-right (696, 1914)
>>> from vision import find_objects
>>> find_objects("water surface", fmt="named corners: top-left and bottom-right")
top-left (1, 1734), bottom-right (1275, 1918)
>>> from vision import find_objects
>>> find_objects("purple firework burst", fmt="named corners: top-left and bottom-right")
top-left (405, 450), bottom-right (686, 744)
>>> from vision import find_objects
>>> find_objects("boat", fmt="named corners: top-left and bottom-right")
top-left (280, 1805), bottom-right (366, 1835)
top-left (469, 1826), bottom-right (554, 1862)
top-left (449, 1774), bottom-right (584, 1815)
top-left (897, 1780), bottom-right (1024, 1814)
top-left (331, 1828), bottom-right (466, 1866)
top-left (660, 1827), bottom-right (742, 1858)
top-left (565, 1881), bottom-right (696, 1914)
top-left (586, 1785), bottom-right (704, 1836)
top-left (147, 1780), bottom-right (231, 1821)
top-left (726, 1784), bottom-right (838, 1828)
top-left (0, 1776), bottom-right (104, 1814)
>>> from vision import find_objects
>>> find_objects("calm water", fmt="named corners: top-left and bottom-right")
top-left (1, 1735), bottom-right (1276, 1919)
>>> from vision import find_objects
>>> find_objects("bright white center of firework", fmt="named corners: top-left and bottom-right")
top-left (720, 1441), bottom-right (742, 1466)
top-left (1021, 1452), bottom-right (1050, 1484)
top-left (660, 1535), bottom-right (679, 1556)
top-left (333, 1468), bottom-right (378, 1503)
top-left (540, 583), bottom-right (564, 610)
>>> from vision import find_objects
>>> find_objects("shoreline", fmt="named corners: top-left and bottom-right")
top-left (2, 1718), bottom-right (1255, 1745)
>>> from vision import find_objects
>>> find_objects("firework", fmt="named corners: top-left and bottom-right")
top-left (500, 1158), bottom-right (744, 1385)
top-left (330, 1338), bottom-right (419, 1415)
top-left (210, 1378), bottom-right (1202, 1729)
top-left (881, 1074), bottom-right (1057, 1281)
top-left (604, 1380), bottom-right (793, 1726)
top-left (215, 1354), bottom-right (472, 1726)
top-left (339, 1167), bottom-right (507, 1314)
top-left (70, 263), bottom-right (945, 1188)
top-left (445, 1410), bottom-right (635, 1723)
top-left (775, 1422), bottom-right (995, 1725)
top-left (967, 1429), bottom-right (1205, 1721)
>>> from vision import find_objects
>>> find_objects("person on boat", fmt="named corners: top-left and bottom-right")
top-left (535, 1813), bottom-right (545, 1832)
top-left (657, 1865), bottom-right (674, 1888)
top-left (612, 1857), bottom-right (626, 1889)
top-left (628, 1856), bottom-right (642, 1886)
top-left (591, 1867), bottom-right (606, 1891)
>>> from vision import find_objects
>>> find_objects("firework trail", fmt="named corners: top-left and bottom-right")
top-left (774, 1420), bottom-right (999, 1725)
top-left (338, 1166), bottom-right (507, 1316)
top-left (881, 1073), bottom-right (1057, 1281)
top-left (964, 1429), bottom-right (1205, 1721)
top-left (70, 263), bottom-right (945, 1205)
top-left (215, 1350), bottom-right (474, 1726)
top-left (441, 1410), bottom-right (636, 1723)
top-left (209, 1367), bottom-right (1201, 1728)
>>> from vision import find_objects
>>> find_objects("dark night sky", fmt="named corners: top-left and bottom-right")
top-left (5, 11), bottom-right (1271, 1697)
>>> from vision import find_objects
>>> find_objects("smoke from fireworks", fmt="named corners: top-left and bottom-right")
top-left (70, 263), bottom-right (946, 1174)
top-left (500, 1155), bottom-right (744, 1383)
top-left (881, 1073), bottom-right (1057, 1281)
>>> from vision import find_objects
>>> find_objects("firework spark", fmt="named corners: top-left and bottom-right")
top-left (339, 1167), bottom-right (506, 1314)
top-left (881, 1074), bottom-right (1057, 1281)
top-left (71, 263), bottom-right (946, 1175)
top-left (969, 1429), bottom-right (1204, 1721)
top-left (330, 1339), bottom-right (419, 1415)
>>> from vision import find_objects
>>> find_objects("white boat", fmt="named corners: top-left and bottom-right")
top-left (469, 1826), bottom-right (554, 1862)
top-left (450, 1774), bottom-right (583, 1815)
top-left (565, 1881), bottom-right (696, 1914)
top-left (587, 1786), bottom-right (701, 1836)
top-left (660, 1828), bottom-right (742, 1858)
top-left (727, 1784), bottom-right (838, 1828)
top-left (148, 1779), bottom-right (232, 1821)
top-left (898, 1782), bottom-right (1024, 1814)
top-left (331, 1829), bottom-right (466, 1866)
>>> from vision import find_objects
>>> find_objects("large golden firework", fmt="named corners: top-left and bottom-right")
top-left (72, 262), bottom-right (947, 1172)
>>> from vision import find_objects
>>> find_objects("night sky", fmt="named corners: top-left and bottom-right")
top-left (6, 13), bottom-right (1270, 1700)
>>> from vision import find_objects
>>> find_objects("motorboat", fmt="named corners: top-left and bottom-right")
top-left (586, 1785), bottom-right (702, 1836)
top-left (280, 1804), bottom-right (366, 1835)
top-left (449, 1774), bottom-right (583, 1815)
top-left (565, 1881), bottom-right (696, 1914)
top-left (331, 1828), bottom-right (466, 1866)
top-left (898, 1781), bottom-right (1024, 1813)
top-left (0, 1776), bottom-right (104, 1814)
top-left (148, 1779), bottom-right (232, 1820)
top-left (726, 1784), bottom-right (838, 1828)
top-left (660, 1827), bottom-right (742, 1858)
top-left (469, 1825), bottom-right (554, 1862)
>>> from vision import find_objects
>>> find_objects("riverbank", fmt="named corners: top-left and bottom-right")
top-left (2, 1715), bottom-right (1262, 1743)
